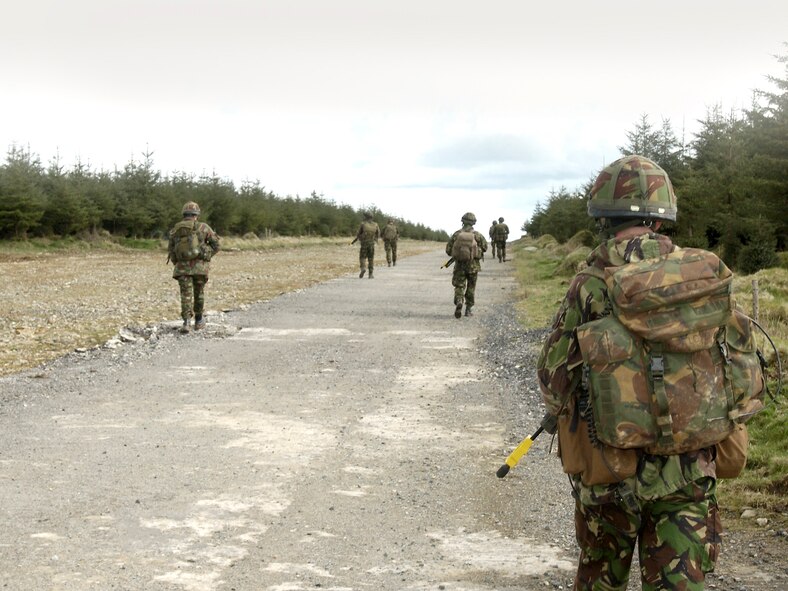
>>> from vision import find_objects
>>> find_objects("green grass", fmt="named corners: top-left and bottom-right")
top-left (511, 236), bottom-right (788, 514)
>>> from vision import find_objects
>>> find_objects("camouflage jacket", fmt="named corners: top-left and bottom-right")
top-left (445, 226), bottom-right (488, 273)
top-left (537, 227), bottom-right (715, 496)
top-left (168, 220), bottom-right (221, 278)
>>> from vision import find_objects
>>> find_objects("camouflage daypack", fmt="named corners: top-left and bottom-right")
top-left (575, 248), bottom-right (766, 455)
top-left (360, 221), bottom-right (378, 242)
top-left (451, 229), bottom-right (478, 262)
top-left (172, 220), bottom-right (202, 262)
top-left (383, 224), bottom-right (398, 240)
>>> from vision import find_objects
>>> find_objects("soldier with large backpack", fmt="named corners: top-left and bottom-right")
top-left (167, 201), bottom-right (221, 333)
top-left (445, 212), bottom-right (487, 318)
top-left (354, 212), bottom-right (380, 278)
top-left (536, 156), bottom-right (767, 590)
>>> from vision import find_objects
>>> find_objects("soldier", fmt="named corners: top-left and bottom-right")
top-left (445, 212), bottom-right (487, 318)
top-left (168, 201), bottom-right (220, 333)
top-left (536, 156), bottom-right (723, 590)
top-left (489, 219), bottom-right (498, 260)
top-left (492, 216), bottom-right (509, 262)
top-left (355, 212), bottom-right (380, 278)
top-left (382, 218), bottom-right (399, 267)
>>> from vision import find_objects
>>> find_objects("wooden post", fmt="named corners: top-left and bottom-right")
top-left (752, 279), bottom-right (759, 322)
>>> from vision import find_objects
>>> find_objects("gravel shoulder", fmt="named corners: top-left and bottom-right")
top-left (0, 245), bottom-right (785, 590)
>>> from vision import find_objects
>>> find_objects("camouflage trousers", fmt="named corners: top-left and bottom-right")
top-left (495, 240), bottom-right (507, 261)
top-left (383, 239), bottom-right (397, 265)
top-left (176, 275), bottom-right (208, 321)
top-left (573, 477), bottom-right (721, 591)
top-left (490, 241), bottom-right (496, 258)
top-left (359, 243), bottom-right (375, 272)
top-left (451, 266), bottom-right (478, 307)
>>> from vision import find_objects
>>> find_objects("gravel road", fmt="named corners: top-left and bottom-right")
top-left (0, 248), bottom-right (785, 590)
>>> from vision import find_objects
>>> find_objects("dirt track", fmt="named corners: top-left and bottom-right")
top-left (0, 246), bottom-right (785, 590)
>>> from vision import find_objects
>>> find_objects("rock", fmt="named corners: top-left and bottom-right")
top-left (741, 509), bottom-right (757, 519)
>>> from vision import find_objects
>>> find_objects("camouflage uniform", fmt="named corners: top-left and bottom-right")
top-left (445, 219), bottom-right (487, 317)
top-left (356, 215), bottom-right (380, 278)
top-left (382, 220), bottom-right (399, 266)
top-left (492, 218), bottom-right (509, 262)
top-left (537, 228), bottom-right (721, 591)
top-left (168, 206), bottom-right (220, 330)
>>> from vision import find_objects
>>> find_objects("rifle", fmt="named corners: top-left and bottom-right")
top-left (440, 257), bottom-right (455, 269)
top-left (496, 414), bottom-right (557, 478)
top-left (350, 237), bottom-right (358, 245)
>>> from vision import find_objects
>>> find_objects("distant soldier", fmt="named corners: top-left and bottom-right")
top-left (167, 201), bottom-right (220, 333)
top-left (489, 220), bottom-right (498, 259)
top-left (354, 212), bottom-right (380, 278)
top-left (382, 218), bottom-right (399, 267)
top-left (445, 212), bottom-right (487, 318)
top-left (492, 216), bottom-right (510, 262)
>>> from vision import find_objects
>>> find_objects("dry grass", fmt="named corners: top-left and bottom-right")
top-left (0, 238), bottom-right (439, 377)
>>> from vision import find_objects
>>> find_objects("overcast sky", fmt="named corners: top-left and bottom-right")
top-left (1, 1), bottom-right (785, 234)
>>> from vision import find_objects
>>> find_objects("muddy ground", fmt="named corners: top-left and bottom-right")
top-left (0, 245), bottom-right (785, 590)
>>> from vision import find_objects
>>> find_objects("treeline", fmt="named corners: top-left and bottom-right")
top-left (524, 50), bottom-right (788, 274)
top-left (0, 149), bottom-right (448, 242)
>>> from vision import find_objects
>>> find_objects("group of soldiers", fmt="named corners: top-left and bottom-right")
top-left (166, 205), bottom-right (510, 329)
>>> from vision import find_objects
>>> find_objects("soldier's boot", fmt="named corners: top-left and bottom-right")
top-left (359, 268), bottom-right (365, 278)
top-left (388, 261), bottom-right (391, 267)
top-left (393, 259), bottom-right (396, 266)
top-left (454, 302), bottom-right (463, 319)
top-left (465, 306), bottom-right (473, 317)
top-left (194, 316), bottom-right (205, 330)
top-left (179, 319), bottom-right (190, 334)
top-left (368, 270), bottom-right (374, 279)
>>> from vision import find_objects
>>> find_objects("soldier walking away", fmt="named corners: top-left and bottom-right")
top-left (489, 219), bottom-right (498, 260)
top-left (536, 155), bottom-right (766, 590)
top-left (445, 212), bottom-right (487, 318)
top-left (354, 212), bottom-right (380, 278)
top-left (492, 216), bottom-right (509, 262)
top-left (168, 201), bottom-right (221, 333)
top-left (382, 218), bottom-right (399, 266)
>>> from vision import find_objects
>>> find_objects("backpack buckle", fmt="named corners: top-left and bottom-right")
top-left (650, 356), bottom-right (665, 380)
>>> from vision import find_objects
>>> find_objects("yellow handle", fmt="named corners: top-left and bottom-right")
top-left (504, 437), bottom-right (534, 468)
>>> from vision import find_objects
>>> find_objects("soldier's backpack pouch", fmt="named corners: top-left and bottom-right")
top-left (451, 230), bottom-right (478, 262)
top-left (576, 249), bottom-right (765, 456)
top-left (556, 402), bottom-right (638, 486)
top-left (714, 423), bottom-right (749, 479)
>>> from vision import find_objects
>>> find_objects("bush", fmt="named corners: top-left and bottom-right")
top-left (553, 246), bottom-right (592, 277)
top-left (566, 230), bottom-right (596, 250)
top-left (739, 242), bottom-right (780, 275)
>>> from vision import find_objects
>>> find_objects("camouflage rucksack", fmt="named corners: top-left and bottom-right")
top-left (575, 248), bottom-right (766, 455)
top-left (451, 229), bottom-right (478, 262)
top-left (360, 221), bottom-right (378, 242)
top-left (383, 224), bottom-right (398, 240)
top-left (171, 220), bottom-right (202, 262)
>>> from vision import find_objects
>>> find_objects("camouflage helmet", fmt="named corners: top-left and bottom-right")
top-left (182, 201), bottom-right (201, 216)
top-left (461, 212), bottom-right (477, 225)
top-left (492, 220), bottom-right (498, 225)
top-left (588, 155), bottom-right (677, 222)
top-left (498, 217), bottom-right (504, 223)
top-left (363, 211), bottom-right (373, 220)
